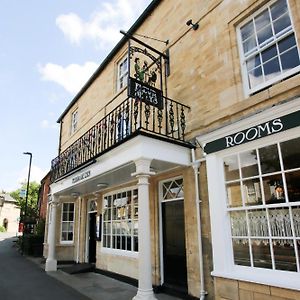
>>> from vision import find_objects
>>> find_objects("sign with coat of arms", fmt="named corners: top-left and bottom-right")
top-left (126, 35), bottom-right (166, 110)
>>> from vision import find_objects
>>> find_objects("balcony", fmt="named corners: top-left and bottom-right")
top-left (50, 95), bottom-right (191, 183)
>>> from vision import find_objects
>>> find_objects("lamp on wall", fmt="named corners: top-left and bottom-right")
top-left (186, 19), bottom-right (199, 30)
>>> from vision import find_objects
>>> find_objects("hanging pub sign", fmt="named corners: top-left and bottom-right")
top-left (204, 109), bottom-right (300, 154)
top-left (121, 30), bottom-right (169, 111)
top-left (128, 77), bottom-right (163, 109)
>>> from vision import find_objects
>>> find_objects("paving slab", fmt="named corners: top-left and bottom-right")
top-left (0, 233), bottom-right (183, 300)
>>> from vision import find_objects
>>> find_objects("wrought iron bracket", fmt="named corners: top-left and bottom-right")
top-left (120, 30), bottom-right (168, 60)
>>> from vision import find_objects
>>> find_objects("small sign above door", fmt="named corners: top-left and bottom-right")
top-left (72, 170), bottom-right (91, 184)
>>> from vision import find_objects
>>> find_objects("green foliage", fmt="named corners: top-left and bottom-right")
top-left (35, 218), bottom-right (45, 237)
top-left (0, 226), bottom-right (6, 232)
top-left (10, 181), bottom-right (40, 220)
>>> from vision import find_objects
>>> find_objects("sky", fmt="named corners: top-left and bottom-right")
top-left (0, 0), bottom-right (152, 192)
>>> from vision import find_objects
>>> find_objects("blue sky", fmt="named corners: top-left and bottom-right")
top-left (0, 0), bottom-right (151, 192)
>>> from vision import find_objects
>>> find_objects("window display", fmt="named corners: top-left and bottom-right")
top-left (224, 137), bottom-right (300, 272)
top-left (102, 187), bottom-right (138, 252)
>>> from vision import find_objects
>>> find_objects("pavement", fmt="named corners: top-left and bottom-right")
top-left (0, 232), bottom-right (182, 300)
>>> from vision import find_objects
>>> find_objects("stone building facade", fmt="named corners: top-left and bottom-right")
top-left (0, 193), bottom-right (20, 234)
top-left (44, 0), bottom-right (300, 299)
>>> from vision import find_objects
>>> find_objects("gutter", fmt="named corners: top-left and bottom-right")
top-left (76, 197), bottom-right (82, 263)
top-left (191, 149), bottom-right (207, 300)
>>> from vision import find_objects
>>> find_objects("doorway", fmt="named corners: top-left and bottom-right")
top-left (160, 178), bottom-right (187, 292)
top-left (88, 212), bottom-right (97, 263)
top-left (86, 200), bottom-right (97, 263)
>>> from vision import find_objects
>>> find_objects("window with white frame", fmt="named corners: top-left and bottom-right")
top-left (70, 110), bottom-right (78, 134)
top-left (237, 0), bottom-right (300, 95)
top-left (162, 177), bottom-right (184, 200)
top-left (102, 188), bottom-right (138, 252)
top-left (117, 56), bottom-right (128, 91)
top-left (224, 136), bottom-right (300, 272)
top-left (61, 202), bottom-right (75, 242)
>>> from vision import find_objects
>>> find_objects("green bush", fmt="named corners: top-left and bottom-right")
top-left (0, 226), bottom-right (6, 232)
top-left (35, 218), bottom-right (45, 236)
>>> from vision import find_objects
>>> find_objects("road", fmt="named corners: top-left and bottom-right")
top-left (0, 232), bottom-right (90, 300)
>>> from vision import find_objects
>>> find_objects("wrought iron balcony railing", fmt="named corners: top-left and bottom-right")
top-left (50, 96), bottom-right (190, 182)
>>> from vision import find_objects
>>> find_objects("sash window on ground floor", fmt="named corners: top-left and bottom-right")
top-left (102, 187), bottom-right (138, 252)
top-left (61, 202), bottom-right (75, 243)
top-left (224, 136), bottom-right (300, 272)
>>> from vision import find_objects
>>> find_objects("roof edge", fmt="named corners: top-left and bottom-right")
top-left (57, 0), bottom-right (161, 123)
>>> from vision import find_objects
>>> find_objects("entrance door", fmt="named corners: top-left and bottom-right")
top-left (86, 199), bottom-right (98, 263)
top-left (160, 178), bottom-right (187, 291)
top-left (88, 212), bottom-right (97, 263)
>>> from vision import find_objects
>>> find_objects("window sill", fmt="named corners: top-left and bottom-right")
top-left (212, 266), bottom-right (300, 291)
top-left (246, 67), bottom-right (300, 99)
top-left (101, 247), bottom-right (138, 259)
top-left (59, 242), bottom-right (74, 246)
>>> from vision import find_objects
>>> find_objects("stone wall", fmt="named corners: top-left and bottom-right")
top-left (0, 202), bottom-right (20, 233)
top-left (215, 277), bottom-right (300, 300)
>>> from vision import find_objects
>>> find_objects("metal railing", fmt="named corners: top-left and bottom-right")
top-left (50, 96), bottom-right (190, 182)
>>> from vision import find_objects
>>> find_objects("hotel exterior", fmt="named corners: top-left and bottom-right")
top-left (44, 1), bottom-right (300, 299)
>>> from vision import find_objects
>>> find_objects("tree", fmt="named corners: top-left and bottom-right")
top-left (10, 182), bottom-right (40, 221)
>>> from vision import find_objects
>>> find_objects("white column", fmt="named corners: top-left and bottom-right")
top-left (132, 158), bottom-right (157, 300)
top-left (45, 196), bottom-right (58, 272)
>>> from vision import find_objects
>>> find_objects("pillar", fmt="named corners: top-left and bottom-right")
top-left (132, 158), bottom-right (157, 300)
top-left (45, 196), bottom-right (58, 272)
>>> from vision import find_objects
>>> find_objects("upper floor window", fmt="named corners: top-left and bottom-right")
top-left (237, 0), bottom-right (300, 96)
top-left (117, 56), bottom-right (128, 91)
top-left (61, 202), bottom-right (75, 243)
top-left (71, 110), bottom-right (78, 134)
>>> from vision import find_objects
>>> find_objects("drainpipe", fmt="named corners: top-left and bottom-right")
top-left (191, 148), bottom-right (207, 300)
top-left (76, 197), bottom-right (82, 263)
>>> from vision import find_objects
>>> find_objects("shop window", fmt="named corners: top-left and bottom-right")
top-left (117, 55), bottom-right (128, 91)
top-left (102, 187), bottom-right (138, 252)
top-left (237, 0), bottom-right (300, 96)
top-left (224, 136), bottom-right (300, 272)
top-left (61, 203), bottom-right (75, 243)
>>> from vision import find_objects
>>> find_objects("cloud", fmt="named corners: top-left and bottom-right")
top-left (56, 0), bottom-right (151, 48)
top-left (17, 165), bottom-right (48, 186)
top-left (38, 61), bottom-right (98, 94)
top-left (41, 119), bottom-right (59, 130)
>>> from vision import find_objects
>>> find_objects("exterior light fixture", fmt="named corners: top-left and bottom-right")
top-left (71, 192), bottom-right (80, 198)
top-left (186, 19), bottom-right (199, 30)
top-left (97, 183), bottom-right (108, 189)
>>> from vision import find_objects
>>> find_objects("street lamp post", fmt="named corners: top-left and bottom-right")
top-left (23, 152), bottom-right (32, 233)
